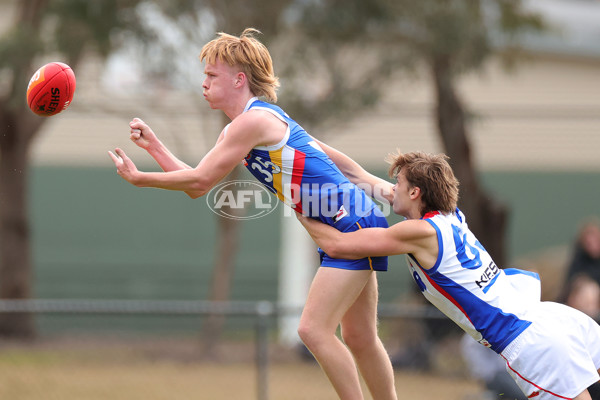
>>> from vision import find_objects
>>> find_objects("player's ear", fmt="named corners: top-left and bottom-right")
top-left (410, 186), bottom-right (421, 199)
top-left (234, 72), bottom-right (246, 87)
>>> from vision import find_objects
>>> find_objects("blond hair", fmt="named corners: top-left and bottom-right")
top-left (388, 151), bottom-right (459, 215)
top-left (200, 28), bottom-right (280, 102)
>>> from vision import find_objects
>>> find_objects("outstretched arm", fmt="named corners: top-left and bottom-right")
top-left (296, 215), bottom-right (439, 267)
top-left (109, 112), bottom-right (267, 199)
top-left (109, 133), bottom-right (239, 198)
top-left (314, 139), bottom-right (393, 205)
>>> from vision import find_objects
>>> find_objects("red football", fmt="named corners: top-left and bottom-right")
top-left (26, 62), bottom-right (76, 117)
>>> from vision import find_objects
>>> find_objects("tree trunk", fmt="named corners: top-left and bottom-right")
top-left (200, 115), bottom-right (243, 359)
top-left (0, 0), bottom-right (51, 340)
top-left (0, 117), bottom-right (38, 339)
top-left (431, 54), bottom-right (508, 267)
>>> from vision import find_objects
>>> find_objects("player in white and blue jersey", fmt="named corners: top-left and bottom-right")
top-left (298, 150), bottom-right (600, 400)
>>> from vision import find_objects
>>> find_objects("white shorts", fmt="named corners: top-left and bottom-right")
top-left (500, 302), bottom-right (600, 399)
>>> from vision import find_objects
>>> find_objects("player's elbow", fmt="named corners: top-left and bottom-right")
top-left (186, 183), bottom-right (210, 199)
top-left (185, 190), bottom-right (205, 199)
top-left (186, 175), bottom-right (213, 198)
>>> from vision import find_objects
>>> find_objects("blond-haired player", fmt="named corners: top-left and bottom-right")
top-left (109, 28), bottom-right (397, 400)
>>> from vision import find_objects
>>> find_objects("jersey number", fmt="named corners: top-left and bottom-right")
top-left (452, 224), bottom-right (485, 270)
top-left (250, 156), bottom-right (280, 183)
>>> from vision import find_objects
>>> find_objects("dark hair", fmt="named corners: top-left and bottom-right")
top-left (387, 150), bottom-right (459, 215)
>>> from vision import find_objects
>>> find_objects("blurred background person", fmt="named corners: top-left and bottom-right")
top-left (561, 219), bottom-right (600, 321)
top-left (560, 219), bottom-right (600, 399)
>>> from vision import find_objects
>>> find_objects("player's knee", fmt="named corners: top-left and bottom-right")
top-left (297, 320), bottom-right (318, 348)
top-left (342, 327), bottom-right (376, 353)
top-left (297, 319), bottom-right (331, 352)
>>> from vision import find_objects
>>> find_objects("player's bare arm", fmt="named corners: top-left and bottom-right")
top-left (110, 110), bottom-right (284, 198)
top-left (297, 215), bottom-right (439, 266)
top-left (315, 138), bottom-right (394, 204)
top-left (108, 133), bottom-right (242, 197)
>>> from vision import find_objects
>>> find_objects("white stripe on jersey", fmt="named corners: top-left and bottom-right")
top-left (280, 145), bottom-right (295, 205)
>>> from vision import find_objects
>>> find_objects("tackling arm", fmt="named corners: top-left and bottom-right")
top-left (296, 215), bottom-right (439, 266)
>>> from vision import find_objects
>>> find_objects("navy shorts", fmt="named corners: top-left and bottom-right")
top-left (318, 209), bottom-right (388, 271)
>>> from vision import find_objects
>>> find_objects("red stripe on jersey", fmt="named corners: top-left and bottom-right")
top-left (290, 149), bottom-right (306, 214)
top-left (418, 264), bottom-right (475, 326)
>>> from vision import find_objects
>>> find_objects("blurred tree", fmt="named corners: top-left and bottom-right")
top-left (195, 1), bottom-right (294, 359)
top-left (0, 0), bottom-right (144, 338)
top-left (0, 0), bottom-right (294, 344)
top-left (0, 0), bottom-right (546, 342)
top-left (280, 0), bottom-right (547, 266)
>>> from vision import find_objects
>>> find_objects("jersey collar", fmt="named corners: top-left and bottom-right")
top-left (243, 96), bottom-right (259, 113)
top-left (422, 211), bottom-right (440, 219)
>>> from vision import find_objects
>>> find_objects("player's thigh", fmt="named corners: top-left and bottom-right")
top-left (341, 272), bottom-right (379, 334)
top-left (301, 267), bottom-right (372, 330)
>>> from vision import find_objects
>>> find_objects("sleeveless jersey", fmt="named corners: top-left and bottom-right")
top-left (407, 209), bottom-right (541, 353)
top-left (239, 98), bottom-right (379, 231)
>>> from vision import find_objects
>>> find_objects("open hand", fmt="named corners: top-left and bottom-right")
top-left (108, 148), bottom-right (140, 185)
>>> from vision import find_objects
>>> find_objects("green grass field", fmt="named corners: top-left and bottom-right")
top-left (0, 336), bottom-right (480, 400)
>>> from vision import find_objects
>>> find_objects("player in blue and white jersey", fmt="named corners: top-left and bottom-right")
top-left (298, 151), bottom-right (600, 400)
top-left (239, 98), bottom-right (388, 271)
top-left (109, 28), bottom-right (397, 400)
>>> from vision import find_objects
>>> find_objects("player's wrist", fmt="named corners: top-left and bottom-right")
top-left (128, 171), bottom-right (146, 187)
top-left (145, 140), bottom-right (167, 156)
